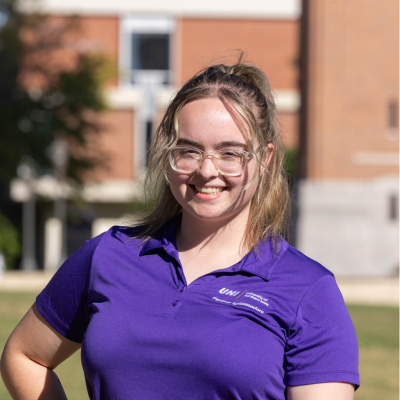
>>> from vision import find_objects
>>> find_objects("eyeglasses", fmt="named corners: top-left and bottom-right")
top-left (168, 146), bottom-right (253, 177)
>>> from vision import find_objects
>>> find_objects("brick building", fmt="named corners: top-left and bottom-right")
top-left (12, 0), bottom-right (399, 276)
top-left (13, 0), bottom-right (301, 270)
top-left (297, 0), bottom-right (399, 276)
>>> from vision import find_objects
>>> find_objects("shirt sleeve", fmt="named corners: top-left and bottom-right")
top-left (284, 274), bottom-right (360, 388)
top-left (36, 233), bottom-right (104, 343)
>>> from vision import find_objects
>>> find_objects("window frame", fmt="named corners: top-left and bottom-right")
top-left (119, 15), bottom-right (175, 86)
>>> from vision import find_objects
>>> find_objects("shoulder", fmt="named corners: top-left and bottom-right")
top-left (85, 225), bottom-right (154, 274)
top-left (95, 225), bottom-right (148, 249)
top-left (264, 240), bottom-right (336, 306)
top-left (257, 236), bottom-right (334, 285)
top-left (279, 243), bottom-right (333, 281)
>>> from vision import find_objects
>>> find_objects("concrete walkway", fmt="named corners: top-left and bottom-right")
top-left (336, 277), bottom-right (399, 306)
top-left (0, 271), bottom-right (398, 306)
top-left (0, 271), bottom-right (55, 292)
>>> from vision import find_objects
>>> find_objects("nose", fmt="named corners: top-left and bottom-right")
top-left (196, 156), bottom-right (219, 178)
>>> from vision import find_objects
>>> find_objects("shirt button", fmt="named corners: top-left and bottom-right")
top-left (180, 288), bottom-right (184, 292)
top-left (172, 300), bottom-right (178, 306)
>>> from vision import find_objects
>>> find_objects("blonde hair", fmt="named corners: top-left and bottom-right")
top-left (135, 60), bottom-right (290, 253)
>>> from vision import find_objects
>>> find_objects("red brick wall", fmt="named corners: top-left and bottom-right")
top-left (180, 18), bottom-right (300, 90)
top-left (279, 112), bottom-right (299, 149)
top-left (305, 0), bottom-right (399, 179)
top-left (80, 109), bottom-right (135, 181)
top-left (78, 16), bottom-right (119, 87)
top-left (20, 15), bottom-right (119, 89)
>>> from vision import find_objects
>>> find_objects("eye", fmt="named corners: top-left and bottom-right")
top-left (177, 147), bottom-right (201, 157)
top-left (219, 149), bottom-right (242, 158)
top-left (182, 147), bottom-right (199, 154)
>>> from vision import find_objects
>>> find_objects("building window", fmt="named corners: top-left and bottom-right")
top-left (387, 100), bottom-right (399, 140)
top-left (131, 33), bottom-right (170, 71)
top-left (119, 16), bottom-right (175, 168)
top-left (120, 16), bottom-right (174, 86)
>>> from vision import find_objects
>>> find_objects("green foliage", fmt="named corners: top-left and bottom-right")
top-left (0, 211), bottom-right (20, 270)
top-left (284, 147), bottom-right (298, 179)
top-left (0, 0), bottom-right (111, 183)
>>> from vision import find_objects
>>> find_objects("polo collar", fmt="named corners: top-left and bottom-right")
top-left (239, 238), bottom-right (289, 281)
top-left (139, 214), bottom-right (289, 282)
top-left (139, 214), bottom-right (181, 256)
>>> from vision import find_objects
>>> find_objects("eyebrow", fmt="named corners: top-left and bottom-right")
top-left (177, 138), bottom-right (246, 150)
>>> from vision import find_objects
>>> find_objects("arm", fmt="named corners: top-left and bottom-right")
top-left (0, 303), bottom-right (81, 400)
top-left (284, 276), bottom-right (360, 391)
top-left (287, 382), bottom-right (355, 400)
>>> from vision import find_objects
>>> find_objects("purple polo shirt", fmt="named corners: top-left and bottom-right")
top-left (36, 216), bottom-right (359, 399)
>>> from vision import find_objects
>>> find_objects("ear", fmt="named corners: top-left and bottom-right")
top-left (262, 143), bottom-right (274, 168)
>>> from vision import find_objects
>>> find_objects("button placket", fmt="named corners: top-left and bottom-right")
top-left (164, 285), bottom-right (187, 316)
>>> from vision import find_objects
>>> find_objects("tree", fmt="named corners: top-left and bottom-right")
top-left (0, 211), bottom-right (20, 270)
top-left (0, 0), bottom-right (112, 269)
top-left (0, 0), bottom-right (110, 184)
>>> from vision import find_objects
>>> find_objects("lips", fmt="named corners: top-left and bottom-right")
top-left (194, 185), bottom-right (225, 194)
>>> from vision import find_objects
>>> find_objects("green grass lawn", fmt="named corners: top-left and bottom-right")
top-left (0, 292), bottom-right (398, 399)
top-left (0, 292), bottom-right (88, 400)
top-left (347, 304), bottom-right (399, 400)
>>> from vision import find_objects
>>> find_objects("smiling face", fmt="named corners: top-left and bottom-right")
top-left (168, 97), bottom-right (261, 225)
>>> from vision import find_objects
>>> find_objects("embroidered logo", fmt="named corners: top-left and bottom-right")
top-left (219, 288), bottom-right (242, 297)
top-left (213, 288), bottom-right (269, 314)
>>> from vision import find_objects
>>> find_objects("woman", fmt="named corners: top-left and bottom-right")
top-left (1, 61), bottom-right (359, 399)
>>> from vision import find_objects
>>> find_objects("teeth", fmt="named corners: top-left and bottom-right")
top-left (195, 186), bottom-right (223, 194)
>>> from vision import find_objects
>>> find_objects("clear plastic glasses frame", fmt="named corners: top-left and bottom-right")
top-left (168, 145), bottom-right (253, 177)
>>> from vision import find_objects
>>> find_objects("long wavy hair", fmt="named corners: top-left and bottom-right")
top-left (134, 60), bottom-right (290, 253)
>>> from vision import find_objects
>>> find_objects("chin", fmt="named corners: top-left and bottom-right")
top-left (182, 205), bottom-right (223, 220)
top-left (185, 205), bottom-right (247, 223)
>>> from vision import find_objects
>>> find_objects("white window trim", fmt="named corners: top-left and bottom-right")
top-left (119, 15), bottom-right (175, 87)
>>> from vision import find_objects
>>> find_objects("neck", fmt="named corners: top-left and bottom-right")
top-left (176, 209), bottom-right (249, 256)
